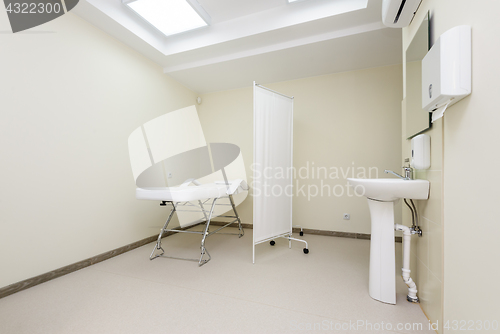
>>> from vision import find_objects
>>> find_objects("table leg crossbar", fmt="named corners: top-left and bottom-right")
top-left (150, 195), bottom-right (243, 266)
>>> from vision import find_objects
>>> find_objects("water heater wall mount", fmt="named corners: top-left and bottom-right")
top-left (422, 25), bottom-right (472, 112)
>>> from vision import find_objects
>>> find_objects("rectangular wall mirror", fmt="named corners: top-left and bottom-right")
top-left (405, 12), bottom-right (431, 139)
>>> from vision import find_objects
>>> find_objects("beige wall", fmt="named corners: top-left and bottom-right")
top-left (402, 7), bottom-right (444, 331)
top-left (199, 65), bottom-right (403, 234)
top-left (404, 0), bottom-right (500, 332)
top-left (402, 100), bottom-right (444, 330)
top-left (0, 13), bottom-right (196, 288)
top-left (439, 0), bottom-right (500, 330)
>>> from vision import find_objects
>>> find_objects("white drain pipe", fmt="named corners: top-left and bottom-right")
top-left (394, 224), bottom-right (419, 303)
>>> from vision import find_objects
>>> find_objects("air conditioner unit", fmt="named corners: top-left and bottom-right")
top-left (382, 0), bottom-right (422, 28)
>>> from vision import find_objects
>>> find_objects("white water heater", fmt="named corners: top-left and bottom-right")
top-left (422, 25), bottom-right (472, 112)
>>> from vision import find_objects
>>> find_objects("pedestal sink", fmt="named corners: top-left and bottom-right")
top-left (347, 178), bottom-right (429, 304)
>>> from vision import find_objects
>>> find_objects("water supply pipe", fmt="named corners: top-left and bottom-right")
top-left (394, 224), bottom-right (419, 303)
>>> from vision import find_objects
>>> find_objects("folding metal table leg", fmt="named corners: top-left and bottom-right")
top-left (229, 194), bottom-right (244, 237)
top-left (150, 203), bottom-right (176, 260)
top-left (198, 198), bottom-right (217, 266)
top-left (198, 200), bottom-right (209, 233)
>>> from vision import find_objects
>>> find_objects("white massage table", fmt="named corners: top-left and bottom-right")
top-left (137, 179), bottom-right (248, 266)
top-left (129, 106), bottom-right (248, 266)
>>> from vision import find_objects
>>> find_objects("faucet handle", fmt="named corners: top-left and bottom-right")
top-left (402, 166), bottom-right (413, 180)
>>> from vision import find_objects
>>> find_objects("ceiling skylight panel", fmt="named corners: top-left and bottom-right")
top-left (124, 0), bottom-right (210, 36)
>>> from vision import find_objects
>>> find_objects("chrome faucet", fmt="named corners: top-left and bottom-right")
top-left (402, 166), bottom-right (413, 180)
top-left (385, 169), bottom-right (407, 179)
top-left (385, 159), bottom-right (413, 180)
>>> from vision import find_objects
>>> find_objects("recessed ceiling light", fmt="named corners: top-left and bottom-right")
top-left (123, 0), bottom-right (210, 37)
top-left (287, 0), bottom-right (310, 3)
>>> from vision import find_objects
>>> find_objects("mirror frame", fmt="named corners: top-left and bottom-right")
top-left (405, 11), bottom-right (432, 139)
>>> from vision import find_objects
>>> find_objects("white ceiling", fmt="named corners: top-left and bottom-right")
top-left (73, 0), bottom-right (402, 94)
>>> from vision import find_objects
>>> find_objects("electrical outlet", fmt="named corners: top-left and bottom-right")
top-left (343, 213), bottom-right (350, 220)
top-left (167, 172), bottom-right (173, 179)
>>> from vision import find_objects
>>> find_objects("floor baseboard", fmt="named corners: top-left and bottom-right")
top-left (209, 221), bottom-right (402, 243)
top-left (1, 221), bottom-right (399, 299)
top-left (0, 225), bottom-right (194, 300)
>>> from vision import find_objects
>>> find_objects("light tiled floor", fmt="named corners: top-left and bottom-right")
top-left (0, 228), bottom-right (435, 334)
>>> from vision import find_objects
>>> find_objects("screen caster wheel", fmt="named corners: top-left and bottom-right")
top-left (299, 231), bottom-right (304, 236)
top-left (270, 240), bottom-right (275, 246)
top-left (303, 248), bottom-right (309, 254)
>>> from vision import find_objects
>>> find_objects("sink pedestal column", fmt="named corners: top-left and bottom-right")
top-left (367, 198), bottom-right (396, 304)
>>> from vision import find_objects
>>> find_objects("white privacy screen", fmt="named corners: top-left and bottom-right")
top-left (253, 84), bottom-right (293, 244)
